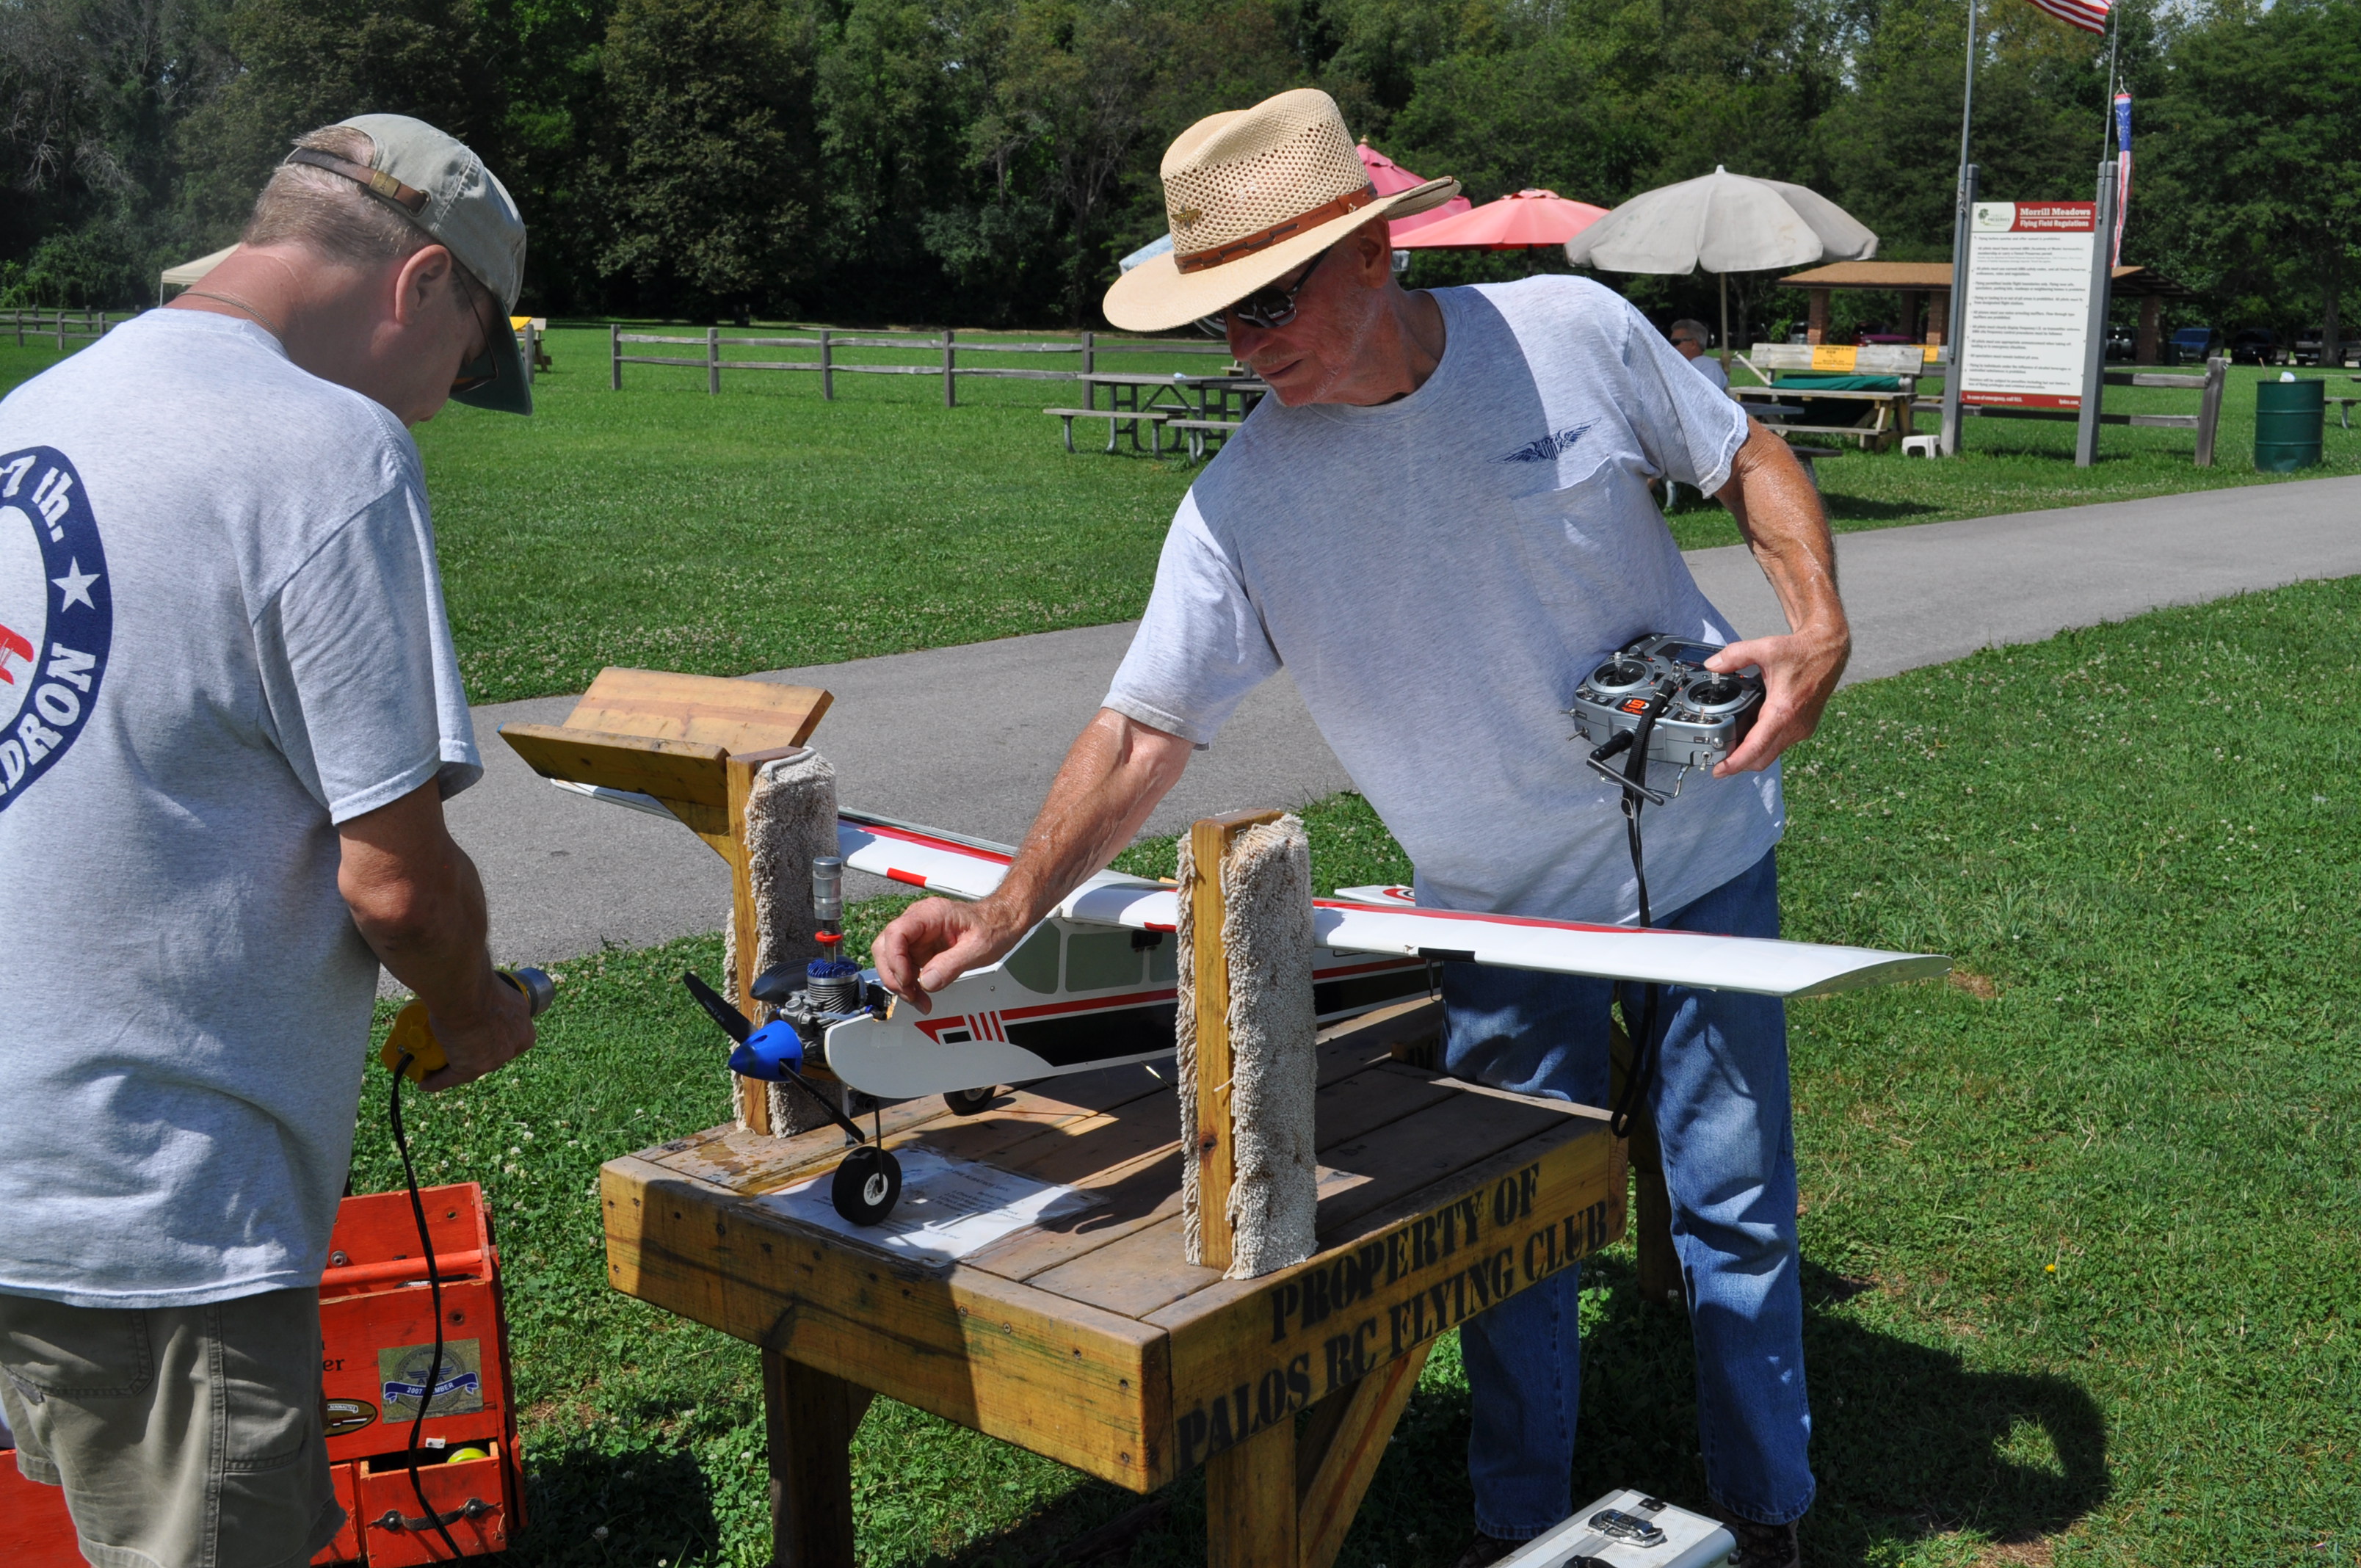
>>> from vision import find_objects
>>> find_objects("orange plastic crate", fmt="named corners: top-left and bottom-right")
top-left (0, 1458), bottom-right (81, 1564)
top-left (0, 1183), bottom-right (524, 1567)
top-left (352, 1441), bottom-right (517, 1565)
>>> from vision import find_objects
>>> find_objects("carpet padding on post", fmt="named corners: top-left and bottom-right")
top-left (1179, 811), bottom-right (1319, 1280)
top-left (724, 747), bottom-right (846, 1135)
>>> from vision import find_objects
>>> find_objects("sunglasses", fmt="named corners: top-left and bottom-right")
top-left (451, 283), bottom-right (501, 393)
top-left (1208, 244), bottom-right (1335, 331)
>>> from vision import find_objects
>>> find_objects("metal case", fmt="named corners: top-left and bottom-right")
top-left (1495, 1487), bottom-right (1737, 1567)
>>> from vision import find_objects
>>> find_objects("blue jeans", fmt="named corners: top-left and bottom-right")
top-left (1442, 850), bottom-right (1812, 1535)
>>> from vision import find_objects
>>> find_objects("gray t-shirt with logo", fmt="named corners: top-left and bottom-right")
top-left (0, 309), bottom-right (479, 1308)
top-left (1104, 276), bottom-right (1782, 923)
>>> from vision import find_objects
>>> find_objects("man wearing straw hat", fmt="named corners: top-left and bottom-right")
top-left (877, 87), bottom-right (1847, 1568)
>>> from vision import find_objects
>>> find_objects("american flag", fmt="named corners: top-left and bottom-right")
top-left (2024, 0), bottom-right (2108, 32)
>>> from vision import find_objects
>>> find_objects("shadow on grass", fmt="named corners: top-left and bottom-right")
top-left (1568, 1256), bottom-right (2109, 1567)
top-left (1817, 493), bottom-right (1946, 524)
top-left (922, 1254), bottom-right (2107, 1568)
top-left (515, 1441), bottom-right (722, 1567)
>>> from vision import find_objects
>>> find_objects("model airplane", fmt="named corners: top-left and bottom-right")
top-left (556, 781), bottom-right (1950, 1109)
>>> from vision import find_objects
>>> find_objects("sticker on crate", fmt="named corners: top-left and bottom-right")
top-left (379, 1338), bottom-right (485, 1422)
top-left (324, 1398), bottom-right (378, 1437)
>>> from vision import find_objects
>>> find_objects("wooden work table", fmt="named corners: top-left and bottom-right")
top-left (601, 999), bottom-right (1626, 1567)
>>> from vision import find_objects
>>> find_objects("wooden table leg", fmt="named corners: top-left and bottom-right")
top-left (1205, 1410), bottom-right (1296, 1567)
top-left (1295, 1340), bottom-right (1435, 1568)
top-left (764, 1349), bottom-right (872, 1568)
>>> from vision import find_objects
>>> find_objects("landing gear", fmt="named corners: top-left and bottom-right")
top-left (943, 1085), bottom-right (999, 1117)
top-left (831, 1145), bottom-right (903, 1226)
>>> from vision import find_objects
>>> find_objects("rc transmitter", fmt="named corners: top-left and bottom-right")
top-left (1567, 634), bottom-right (1765, 783)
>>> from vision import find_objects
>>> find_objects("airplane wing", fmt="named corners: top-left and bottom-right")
top-left (835, 809), bottom-right (1168, 908)
top-left (1308, 901), bottom-right (1946, 999)
top-left (1314, 882), bottom-right (1943, 998)
top-left (559, 785), bottom-right (1945, 998)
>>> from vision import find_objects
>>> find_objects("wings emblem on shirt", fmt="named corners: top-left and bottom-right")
top-left (1497, 422), bottom-right (1594, 464)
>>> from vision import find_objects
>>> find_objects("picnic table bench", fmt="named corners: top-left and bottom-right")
top-left (1046, 405), bottom-right (1173, 455)
top-left (601, 996), bottom-right (1625, 1567)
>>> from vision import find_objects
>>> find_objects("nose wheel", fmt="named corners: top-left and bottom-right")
top-left (831, 1144), bottom-right (903, 1225)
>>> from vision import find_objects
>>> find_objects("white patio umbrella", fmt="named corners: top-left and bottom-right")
top-left (1565, 167), bottom-right (1876, 369)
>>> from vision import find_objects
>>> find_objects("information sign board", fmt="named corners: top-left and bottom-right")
top-left (1956, 201), bottom-right (2100, 410)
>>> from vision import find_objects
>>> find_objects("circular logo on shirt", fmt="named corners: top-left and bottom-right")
top-left (0, 446), bottom-right (110, 812)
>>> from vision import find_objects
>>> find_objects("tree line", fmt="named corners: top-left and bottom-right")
top-left (1, 0), bottom-right (2352, 341)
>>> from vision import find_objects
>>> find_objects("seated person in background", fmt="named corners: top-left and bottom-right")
top-left (1669, 318), bottom-right (1729, 390)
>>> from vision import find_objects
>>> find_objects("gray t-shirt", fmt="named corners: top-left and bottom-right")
top-left (1104, 276), bottom-right (1782, 923)
top-left (0, 309), bottom-right (479, 1308)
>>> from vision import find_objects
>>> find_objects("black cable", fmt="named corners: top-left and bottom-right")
top-left (388, 1052), bottom-right (468, 1562)
top-left (1607, 692), bottom-right (1668, 1141)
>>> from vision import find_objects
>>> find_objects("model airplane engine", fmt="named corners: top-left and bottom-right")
top-left (747, 856), bottom-right (888, 1070)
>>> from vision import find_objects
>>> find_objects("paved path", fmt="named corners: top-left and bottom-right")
top-left (447, 474), bottom-right (2361, 972)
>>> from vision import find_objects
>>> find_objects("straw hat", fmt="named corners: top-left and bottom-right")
top-left (1103, 89), bottom-right (1459, 333)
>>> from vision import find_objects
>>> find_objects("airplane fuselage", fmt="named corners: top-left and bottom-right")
top-left (819, 915), bottom-right (1433, 1100)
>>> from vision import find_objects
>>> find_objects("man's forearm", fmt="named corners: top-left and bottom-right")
top-left (980, 708), bottom-right (1192, 934)
top-left (1719, 419), bottom-right (1848, 643)
top-left (338, 782), bottom-right (501, 1016)
top-left (1703, 420), bottom-right (1851, 774)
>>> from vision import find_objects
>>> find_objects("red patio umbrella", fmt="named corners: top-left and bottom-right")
top-left (1393, 189), bottom-right (1611, 250)
top-left (1357, 140), bottom-right (1473, 242)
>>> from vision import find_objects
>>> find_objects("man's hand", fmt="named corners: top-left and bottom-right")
top-left (409, 969), bottom-right (534, 1092)
top-left (1706, 625), bottom-right (1848, 775)
top-left (1712, 419), bottom-right (1852, 775)
top-left (871, 898), bottom-right (1034, 1016)
top-left (871, 708), bottom-right (1192, 1014)
top-left (339, 777), bottom-right (534, 1091)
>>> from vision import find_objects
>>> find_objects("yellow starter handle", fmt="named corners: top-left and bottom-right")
top-left (380, 968), bottom-right (556, 1084)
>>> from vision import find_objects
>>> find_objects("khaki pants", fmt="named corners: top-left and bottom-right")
top-left (0, 1288), bottom-right (344, 1568)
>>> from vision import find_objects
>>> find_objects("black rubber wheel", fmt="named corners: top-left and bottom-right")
top-left (830, 1146), bottom-right (902, 1226)
top-left (943, 1085), bottom-right (998, 1117)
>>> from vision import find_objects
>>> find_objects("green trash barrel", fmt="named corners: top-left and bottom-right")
top-left (2255, 378), bottom-right (2325, 472)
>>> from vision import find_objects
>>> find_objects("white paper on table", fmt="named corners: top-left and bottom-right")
top-left (751, 1147), bottom-right (1101, 1264)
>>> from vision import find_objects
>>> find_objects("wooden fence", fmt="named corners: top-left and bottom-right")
top-left (608, 325), bottom-right (1230, 404)
top-left (1923, 355), bottom-right (2230, 466)
top-left (8, 310), bottom-right (126, 349)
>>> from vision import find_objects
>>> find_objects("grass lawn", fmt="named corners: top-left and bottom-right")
top-left (6, 324), bottom-right (2358, 703)
top-left (348, 576), bottom-right (2360, 1567)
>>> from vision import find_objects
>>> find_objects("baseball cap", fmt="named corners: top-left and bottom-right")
top-left (286, 114), bottom-right (532, 415)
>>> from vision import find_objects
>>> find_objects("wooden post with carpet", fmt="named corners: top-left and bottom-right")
top-left (593, 803), bottom-right (1631, 1567)
top-left (498, 667), bottom-right (833, 1134)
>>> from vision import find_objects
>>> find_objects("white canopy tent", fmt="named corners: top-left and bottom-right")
top-left (158, 244), bottom-right (239, 305)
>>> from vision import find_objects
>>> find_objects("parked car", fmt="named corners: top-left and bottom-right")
top-left (2230, 327), bottom-right (2279, 365)
top-left (2169, 326), bottom-right (2224, 363)
top-left (2294, 327), bottom-right (2360, 366)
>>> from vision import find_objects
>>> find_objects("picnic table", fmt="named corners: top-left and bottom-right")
top-left (1731, 344), bottom-right (1932, 453)
top-left (1048, 371), bottom-right (1269, 460)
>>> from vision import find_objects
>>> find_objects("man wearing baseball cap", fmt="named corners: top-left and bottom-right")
top-left (876, 90), bottom-right (1847, 1567)
top-left (0, 115), bottom-right (534, 1565)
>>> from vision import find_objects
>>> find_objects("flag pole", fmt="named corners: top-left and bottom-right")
top-left (1958, 0), bottom-right (1977, 180)
top-left (1941, 0), bottom-right (1978, 456)
top-left (2100, 4), bottom-right (2119, 160)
